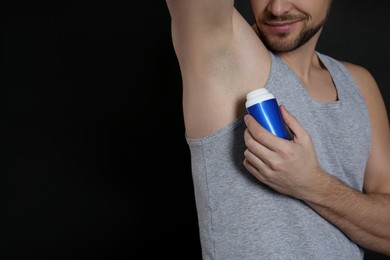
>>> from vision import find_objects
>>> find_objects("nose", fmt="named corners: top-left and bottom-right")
top-left (267, 0), bottom-right (293, 16)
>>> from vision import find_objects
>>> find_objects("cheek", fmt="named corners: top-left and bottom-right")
top-left (300, 5), bottom-right (329, 26)
top-left (309, 1), bottom-right (331, 19)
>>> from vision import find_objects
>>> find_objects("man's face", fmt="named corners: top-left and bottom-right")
top-left (250, 0), bottom-right (332, 52)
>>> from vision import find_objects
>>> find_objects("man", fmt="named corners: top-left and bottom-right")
top-left (165, 0), bottom-right (390, 259)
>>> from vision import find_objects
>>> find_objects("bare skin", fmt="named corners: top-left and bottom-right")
top-left (166, 0), bottom-right (390, 255)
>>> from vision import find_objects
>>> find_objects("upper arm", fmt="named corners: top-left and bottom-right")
top-left (165, 0), bottom-right (270, 139)
top-left (166, 0), bottom-right (235, 65)
top-left (343, 62), bottom-right (390, 194)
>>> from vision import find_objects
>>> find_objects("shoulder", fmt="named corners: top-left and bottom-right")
top-left (340, 62), bottom-right (390, 194)
top-left (339, 61), bottom-right (378, 96)
top-left (338, 61), bottom-right (383, 115)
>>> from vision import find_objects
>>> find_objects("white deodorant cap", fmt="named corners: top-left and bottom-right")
top-left (245, 88), bottom-right (275, 108)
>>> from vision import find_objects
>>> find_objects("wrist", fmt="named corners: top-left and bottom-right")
top-left (302, 167), bottom-right (336, 206)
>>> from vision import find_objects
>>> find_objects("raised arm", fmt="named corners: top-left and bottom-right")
top-left (166, 0), bottom-right (270, 139)
top-left (166, 0), bottom-right (235, 66)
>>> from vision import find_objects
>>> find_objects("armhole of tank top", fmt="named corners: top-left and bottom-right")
top-left (186, 51), bottom-right (276, 146)
top-left (317, 52), bottom-right (366, 104)
top-left (185, 113), bottom-right (246, 146)
top-left (317, 52), bottom-right (372, 157)
top-left (264, 51), bottom-right (277, 91)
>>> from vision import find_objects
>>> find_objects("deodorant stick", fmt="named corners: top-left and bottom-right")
top-left (245, 88), bottom-right (292, 140)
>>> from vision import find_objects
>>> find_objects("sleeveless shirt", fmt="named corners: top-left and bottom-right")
top-left (185, 51), bottom-right (371, 260)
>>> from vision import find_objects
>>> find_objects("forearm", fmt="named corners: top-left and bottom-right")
top-left (305, 174), bottom-right (390, 255)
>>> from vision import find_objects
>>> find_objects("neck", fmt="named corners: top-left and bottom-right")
top-left (278, 32), bottom-right (323, 81)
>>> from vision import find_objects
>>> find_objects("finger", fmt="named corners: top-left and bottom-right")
top-left (243, 148), bottom-right (268, 170)
top-left (243, 157), bottom-right (267, 184)
top-left (244, 114), bottom-right (289, 152)
top-left (244, 127), bottom-right (275, 161)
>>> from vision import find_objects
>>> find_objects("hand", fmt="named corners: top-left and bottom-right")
top-left (243, 105), bottom-right (328, 200)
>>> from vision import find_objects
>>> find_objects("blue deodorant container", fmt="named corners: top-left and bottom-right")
top-left (245, 88), bottom-right (292, 140)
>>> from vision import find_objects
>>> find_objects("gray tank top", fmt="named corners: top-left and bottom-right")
top-left (185, 52), bottom-right (371, 260)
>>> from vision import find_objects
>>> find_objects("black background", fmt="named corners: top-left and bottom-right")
top-left (2, 1), bottom-right (389, 259)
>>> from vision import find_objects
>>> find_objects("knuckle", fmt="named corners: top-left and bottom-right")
top-left (282, 144), bottom-right (293, 156)
top-left (301, 132), bottom-right (313, 143)
top-left (268, 158), bottom-right (281, 171)
top-left (252, 131), bottom-right (266, 143)
top-left (245, 136), bottom-right (257, 151)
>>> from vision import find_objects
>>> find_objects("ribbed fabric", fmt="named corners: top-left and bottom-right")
top-left (186, 51), bottom-right (371, 260)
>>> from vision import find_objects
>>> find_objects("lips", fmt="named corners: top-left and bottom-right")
top-left (264, 20), bottom-right (300, 34)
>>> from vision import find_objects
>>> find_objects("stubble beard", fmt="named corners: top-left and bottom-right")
top-left (256, 17), bottom-right (327, 53)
